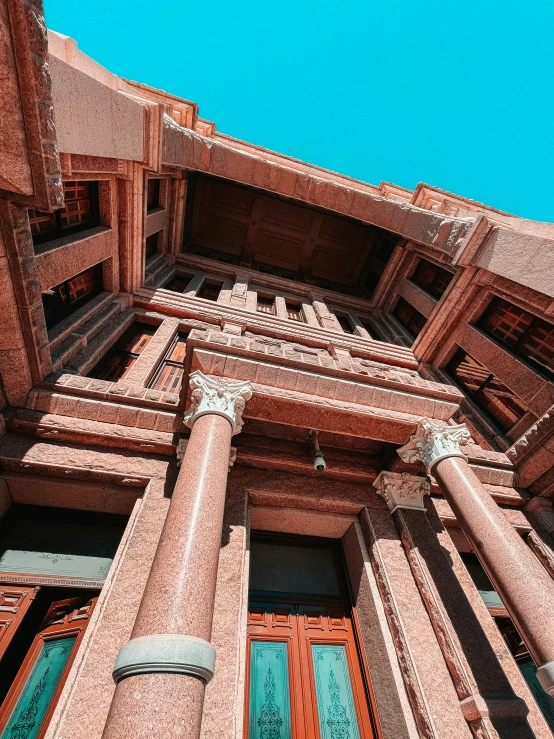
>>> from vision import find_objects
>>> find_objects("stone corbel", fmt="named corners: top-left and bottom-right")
top-left (183, 371), bottom-right (253, 435)
top-left (398, 418), bottom-right (471, 472)
top-left (373, 471), bottom-right (431, 513)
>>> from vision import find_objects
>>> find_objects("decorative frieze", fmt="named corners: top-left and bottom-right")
top-left (373, 471), bottom-right (431, 513)
top-left (184, 371), bottom-right (253, 435)
top-left (398, 418), bottom-right (471, 472)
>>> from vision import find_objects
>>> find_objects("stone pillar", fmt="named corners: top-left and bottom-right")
top-left (102, 371), bottom-right (252, 739)
top-left (398, 418), bottom-right (554, 697)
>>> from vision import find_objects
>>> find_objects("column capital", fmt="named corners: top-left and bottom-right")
top-left (176, 438), bottom-right (237, 469)
top-left (184, 371), bottom-right (253, 435)
top-left (373, 470), bottom-right (431, 513)
top-left (525, 497), bottom-right (554, 534)
top-left (397, 418), bottom-right (471, 472)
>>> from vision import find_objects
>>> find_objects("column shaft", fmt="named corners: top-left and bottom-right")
top-left (434, 456), bottom-right (554, 671)
top-left (102, 413), bottom-right (233, 738)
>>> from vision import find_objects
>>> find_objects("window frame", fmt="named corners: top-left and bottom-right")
top-left (29, 181), bottom-right (101, 246)
top-left (148, 332), bottom-right (188, 393)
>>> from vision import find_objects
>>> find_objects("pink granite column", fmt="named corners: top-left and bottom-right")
top-left (102, 371), bottom-right (252, 739)
top-left (398, 418), bottom-right (554, 697)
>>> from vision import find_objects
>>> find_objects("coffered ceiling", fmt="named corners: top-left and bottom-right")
top-left (185, 174), bottom-right (394, 286)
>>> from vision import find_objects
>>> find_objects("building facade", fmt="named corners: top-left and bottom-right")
top-left (2, 1), bottom-right (554, 737)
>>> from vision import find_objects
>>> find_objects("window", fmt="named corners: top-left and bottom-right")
top-left (29, 181), bottom-right (100, 245)
top-left (256, 294), bottom-right (275, 315)
top-left (165, 274), bottom-right (194, 293)
top-left (358, 232), bottom-right (396, 297)
top-left (147, 179), bottom-right (161, 212)
top-left (187, 245), bottom-right (241, 265)
top-left (335, 312), bottom-right (354, 334)
top-left (197, 280), bottom-right (223, 302)
top-left (478, 297), bottom-right (554, 379)
top-left (392, 297), bottom-right (427, 339)
top-left (145, 232), bottom-right (158, 258)
top-left (88, 322), bottom-right (156, 382)
top-left (252, 261), bottom-right (299, 281)
top-left (285, 300), bottom-right (304, 322)
top-left (42, 264), bottom-right (103, 331)
top-left (0, 506), bottom-right (126, 737)
top-left (446, 349), bottom-right (528, 433)
top-left (410, 258), bottom-right (453, 300)
top-left (359, 318), bottom-right (373, 337)
top-left (149, 333), bottom-right (188, 393)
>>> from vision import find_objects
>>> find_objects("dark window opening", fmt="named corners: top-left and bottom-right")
top-left (145, 232), bottom-right (158, 258)
top-left (335, 313), bottom-right (354, 334)
top-left (358, 233), bottom-right (396, 297)
top-left (88, 322), bottom-right (156, 382)
top-left (147, 179), bottom-right (161, 212)
top-left (186, 244), bottom-right (241, 265)
top-left (446, 348), bottom-right (528, 433)
top-left (165, 274), bottom-right (195, 293)
top-left (392, 297), bottom-right (427, 339)
top-left (252, 261), bottom-right (299, 281)
top-left (478, 297), bottom-right (554, 380)
top-left (410, 258), bottom-right (454, 300)
top-left (256, 294), bottom-right (275, 315)
top-left (42, 264), bottom-right (103, 331)
top-left (29, 181), bottom-right (100, 246)
top-left (285, 300), bottom-right (304, 322)
top-left (149, 333), bottom-right (188, 393)
top-left (197, 280), bottom-right (223, 302)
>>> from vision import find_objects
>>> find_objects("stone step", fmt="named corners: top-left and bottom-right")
top-left (50, 333), bottom-right (85, 372)
top-left (48, 292), bottom-right (115, 352)
top-left (73, 298), bottom-right (126, 343)
top-left (65, 308), bottom-right (135, 376)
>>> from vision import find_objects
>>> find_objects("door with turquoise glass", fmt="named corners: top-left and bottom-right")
top-left (0, 596), bottom-right (96, 739)
top-left (246, 602), bottom-right (377, 739)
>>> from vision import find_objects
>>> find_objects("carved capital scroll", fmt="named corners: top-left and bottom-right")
top-left (183, 371), bottom-right (253, 436)
top-left (373, 471), bottom-right (431, 513)
top-left (397, 418), bottom-right (471, 472)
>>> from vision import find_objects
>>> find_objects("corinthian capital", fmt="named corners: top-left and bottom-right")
top-left (373, 471), bottom-right (431, 513)
top-left (397, 418), bottom-right (471, 472)
top-left (184, 371), bottom-right (253, 435)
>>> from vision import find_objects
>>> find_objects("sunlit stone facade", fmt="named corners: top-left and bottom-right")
top-left (1, 1), bottom-right (554, 737)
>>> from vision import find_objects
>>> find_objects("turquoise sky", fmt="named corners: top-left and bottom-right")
top-left (43, 0), bottom-right (554, 222)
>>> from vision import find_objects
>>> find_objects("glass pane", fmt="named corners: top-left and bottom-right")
top-left (518, 657), bottom-right (554, 732)
top-left (249, 542), bottom-right (341, 597)
top-left (312, 644), bottom-right (361, 739)
top-left (1, 635), bottom-right (76, 739)
top-left (249, 641), bottom-right (292, 739)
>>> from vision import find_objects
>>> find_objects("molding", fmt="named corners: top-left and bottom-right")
top-left (112, 634), bottom-right (216, 684)
top-left (177, 438), bottom-right (237, 468)
top-left (373, 471), bottom-right (430, 513)
top-left (398, 418), bottom-right (471, 472)
top-left (183, 371), bottom-right (253, 435)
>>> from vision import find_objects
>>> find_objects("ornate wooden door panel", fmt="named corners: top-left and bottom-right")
top-left (246, 602), bottom-right (375, 739)
top-left (0, 586), bottom-right (40, 660)
top-left (0, 596), bottom-right (96, 739)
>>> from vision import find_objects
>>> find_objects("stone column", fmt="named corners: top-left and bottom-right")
top-left (102, 371), bottom-right (252, 739)
top-left (398, 418), bottom-right (554, 697)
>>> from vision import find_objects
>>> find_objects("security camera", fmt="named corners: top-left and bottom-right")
top-left (309, 430), bottom-right (326, 472)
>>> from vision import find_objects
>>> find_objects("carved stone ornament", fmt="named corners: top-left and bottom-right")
top-left (373, 471), bottom-right (431, 513)
top-left (183, 371), bottom-right (253, 436)
top-left (397, 418), bottom-right (471, 472)
top-left (176, 438), bottom-right (237, 469)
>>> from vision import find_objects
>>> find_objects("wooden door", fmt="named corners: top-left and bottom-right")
top-left (0, 586), bottom-right (40, 660)
top-left (246, 601), bottom-right (376, 739)
top-left (0, 596), bottom-right (96, 739)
